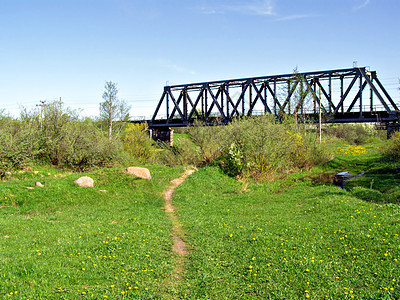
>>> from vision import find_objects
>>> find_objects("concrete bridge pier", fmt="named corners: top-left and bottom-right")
top-left (387, 122), bottom-right (400, 139)
top-left (149, 127), bottom-right (174, 146)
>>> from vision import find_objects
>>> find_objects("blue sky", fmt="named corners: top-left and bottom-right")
top-left (1, 0), bottom-right (399, 118)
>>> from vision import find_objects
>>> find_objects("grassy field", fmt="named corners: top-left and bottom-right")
top-left (0, 165), bottom-right (184, 299)
top-left (173, 141), bottom-right (400, 299)
top-left (0, 140), bottom-right (399, 299)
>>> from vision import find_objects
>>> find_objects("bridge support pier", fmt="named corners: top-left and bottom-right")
top-left (149, 128), bottom-right (174, 146)
top-left (387, 123), bottom-right (400, 139)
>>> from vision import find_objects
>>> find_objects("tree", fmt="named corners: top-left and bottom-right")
top-left (99, 81), bottom-right (131, 139)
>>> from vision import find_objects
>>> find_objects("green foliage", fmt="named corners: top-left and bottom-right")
top-left (220, 116), bottom-right (331, 180)
top-left (159, 116), bottom-right (332, 180)
top-left (324, 124), bottom-right (383, 145)
top-left (155, 139), bottom-right (201, 166)
top-left (61, 120), bottom-right (123, 171)
top-left (218, 143), bottom-right (243, 177)
top-left (0, 101), bottom-right (124, 173)
top-left (37, 102), bottom-right (123, 171)
top-left (187, 123), bottom-right (223, 164)
top-left (0, 120), bottom-right (41, 177)
top-left (384, 130), bottom-right (400, 161)
top-left (121, 123), bottom-right (154, 161)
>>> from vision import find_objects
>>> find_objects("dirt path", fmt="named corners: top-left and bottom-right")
top-left (162, 168), bottom-right (196, 292)
top-left (164, 168), bottom-right (196, 255)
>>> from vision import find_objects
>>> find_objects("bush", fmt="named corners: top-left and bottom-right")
top-left (187, 123), bottom-right (223, 164)
top-left (324, 124), bottom-right (381, 144)
top-left (219, 116), bottom-right (331, 180)
top-left (121, 123), bottom-right (154, 161)
top-left (159, 116), bottom-right (332, 180)
top-left (384, 130), bottom-right (400, 161)
top-left (0, 101), bottom-right (125, 173)
top-left (0, 121), bottom-right (41, 177)
top-left (61, 120), bottom-right (123, 171)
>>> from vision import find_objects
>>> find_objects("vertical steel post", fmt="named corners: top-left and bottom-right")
top-left (370, 74), bottom-right (374, 112)
top-left (221, 85), bottom-right (224, 118)
top-left (264, 83), bottom-right (267, 114)
top-left (201, 88), bottom-right (204, 119)
top-left (242, 83), bottom-right (245, 115)
top-left (274, 78), bottom-right (277, 116)
top-left (166, 88), bottom-right (170, 120)
top-left (204, 84), bottom-right (208, 119)
top-left (359, 73), bottom-right (363, 117)
top-left (340, 76), bottom-right (344, 113)
top-left (249, 81), bottom-right (252, 116)
top-left (328, 73), bottom-right (332, 113)
top-left (314, 79), bottom-right (317, 114)
top-left (226, 84), bottom-right (230, 119)
top-left (183, 88), bottom-right (187, 121)
top-left (287, 80), bottom-right (291, 114)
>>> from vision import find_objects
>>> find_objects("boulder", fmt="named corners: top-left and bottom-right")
top-left (74, 176), bottom-right (94, 188)
top-left (125, 167), bottom-right (151, 180)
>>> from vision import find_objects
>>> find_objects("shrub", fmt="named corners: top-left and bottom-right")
top-left (219, 116), bottom-right (331, 180)
top-left (384, 130), bottom-right (400, 161)
top-left (187, 123), bottom-right (223, 164)
top-left (161, 116), bottom-right (332, 180)
top-left (121, 123), bottom-right (154, 161)
top-left (324, 124), bottom-right (381, 144)
top-left (0, 101), bottom-right (125, 173)
top-left (61, 120), bottom-right (123, 171)
top-left (0, 121), bottom-right (41, 177)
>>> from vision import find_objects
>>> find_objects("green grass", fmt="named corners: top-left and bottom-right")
top-left (174, 166), bottom-right (400, 299)
top-left (322, 141), bottom-right (400, 203)
top-left (171, 140), bottom-right (400, 299)
top-left (1, 140), bottom-right (399, 299)
top-left (0, 165), bottom-right (184, 299)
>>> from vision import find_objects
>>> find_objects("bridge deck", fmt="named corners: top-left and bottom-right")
top-left (145, 67), bottom-right (399, 135)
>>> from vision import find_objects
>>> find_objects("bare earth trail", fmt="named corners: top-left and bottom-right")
top-left (162, 168), bottom-right (196, 296)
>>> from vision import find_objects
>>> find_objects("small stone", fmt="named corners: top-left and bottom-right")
top-left (125, 167), bottom-right (151, 180)
top-left (74, 176), bottom-right (94, 188)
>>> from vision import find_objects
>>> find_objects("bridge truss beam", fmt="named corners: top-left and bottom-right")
top-left (149, 67), bottom-right (399, 128)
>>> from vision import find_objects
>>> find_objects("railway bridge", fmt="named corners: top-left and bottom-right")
top-left (145, 67), bottom-right (399, 141)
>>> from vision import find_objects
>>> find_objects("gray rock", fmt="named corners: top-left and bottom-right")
top-left (74, 176), bottom-right (94, 188)
top-left (125, 167), bottom-right (151, 180)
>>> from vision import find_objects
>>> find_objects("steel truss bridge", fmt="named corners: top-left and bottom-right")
top-left (148, 67), bottom-right (399, 136)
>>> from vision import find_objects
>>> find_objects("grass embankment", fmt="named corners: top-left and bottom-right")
top-left (1, 141), bottom-right (399, 299)
top-left (173, 142), bottom-right (400, 299)
top-left (0, 165), bottom-right (184, 299)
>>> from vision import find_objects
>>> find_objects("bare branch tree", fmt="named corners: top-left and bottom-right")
top-left (99, 81), bottom-right (131, 139)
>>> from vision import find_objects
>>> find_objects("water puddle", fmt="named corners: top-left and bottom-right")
top-left (311, 171), bottom-right (364, 190)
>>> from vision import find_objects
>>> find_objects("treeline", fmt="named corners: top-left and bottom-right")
top-left (1, 101), bottom-right (397, 180)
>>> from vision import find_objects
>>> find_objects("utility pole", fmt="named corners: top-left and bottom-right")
top-left (36, 100), bottom-right (46, 130)
top-left (319, 87), bottom-right (322, 144)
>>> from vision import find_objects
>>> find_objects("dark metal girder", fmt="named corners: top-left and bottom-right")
top-left (205, 85), bottom-right (226, 119)
top-left (149, 67), bottom-right (399, 129)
